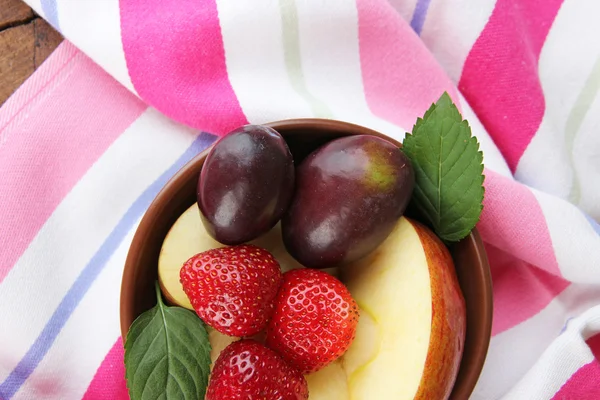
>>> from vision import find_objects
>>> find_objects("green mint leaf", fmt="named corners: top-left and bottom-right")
top-left (402, 92), bottom-right (484, 242)
top-left (124, 282), bottom-right (211, 400)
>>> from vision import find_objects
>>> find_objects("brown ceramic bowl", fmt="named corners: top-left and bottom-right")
top-left (120, 118), bottom-right (493, 400)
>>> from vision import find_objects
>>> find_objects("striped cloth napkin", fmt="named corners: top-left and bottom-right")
top-left (1, 0), bottom-right (599, 399)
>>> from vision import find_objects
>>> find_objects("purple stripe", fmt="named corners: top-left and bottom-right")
top-left (584, 212), bottom-right (600, 236)
top-left (0, 132), bottom-right (216, 400)
top-left (410, 0), bottom-right (432, 35)
top-left (40, 0), bottom-right (60, 32)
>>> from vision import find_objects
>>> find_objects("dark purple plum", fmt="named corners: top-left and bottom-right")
top-left (282, 135), bottom-right (414, 269)
top-left (198, 125), bottom-right (294, 245)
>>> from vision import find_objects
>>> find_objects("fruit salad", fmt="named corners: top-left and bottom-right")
top-left (123, 92), bottom-right (485, 400)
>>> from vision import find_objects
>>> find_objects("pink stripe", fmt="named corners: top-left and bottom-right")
top-left (356, 0), bottom-right (459, 130)
top-left (458, 0), bottom-right (563, 171)
top-left (486, 244), bottom-right (569, 336)
top-left (551, 360), bottom-right (600, 399)
top-left (82, 338), bottom-right (128, 400)
top-left (0, 50), bottom-right (146, 283)
top-left (478, 169), bottom-right (562, 277)
top-left (119, 0), bottom-right (247, 135)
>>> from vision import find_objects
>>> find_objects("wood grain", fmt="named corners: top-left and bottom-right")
top-left (33, 17), bottom-right (63, 69)
top-left (0, 0), bottom-right (63, 106)
top-left (0, 22), bottom-right (35, 105)
top-left (0, 0), bottom-right (34, 30)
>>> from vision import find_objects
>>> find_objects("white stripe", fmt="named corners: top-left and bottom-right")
top-left (0, 108), bottom-right (197, 383)
top-left (216, 0), bottom-right (313, 124)
top-left (55, 0), bottom-right (137, 95)
top-left (471, 284), bottom-right (600, 400)
top-left (515, 0), bottom-right (600, 199)
top-left (501, 305), bottom-right (600, 400)
top-left (457, 93), bottom-right (512, 177)
top-left (573, 92), bottom-right (600, 219)
top-left (294, 0), bottom-right (406, 141)
top-left (515, 118), bottom-right (574, 199)
top-left (532, 189), bottom-right (600, 283)
top-left (13, 225), bottom-right (138, 400)
top-left (421, 0), bottom-right (496, 83)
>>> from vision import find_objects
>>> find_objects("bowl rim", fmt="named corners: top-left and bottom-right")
top-left (120, 118), bottom-right (493, 399)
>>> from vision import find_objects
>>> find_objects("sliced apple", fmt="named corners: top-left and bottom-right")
top-left (158, 203), bottom-right (306, 310)
top-left (158, 203), bottom-right (223, 310)
top-left (340, 216), bottom-right (466, 400)
top-left (305, 360), bottom-right (350, 400)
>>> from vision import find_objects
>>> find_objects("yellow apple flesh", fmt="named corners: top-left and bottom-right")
top-left (340, 216), bottom-right (466, 400)
top-left (304, 361), bottom-right (349, 400)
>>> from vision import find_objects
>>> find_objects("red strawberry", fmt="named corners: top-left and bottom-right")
top-left (266, 268), bottom-right (359, 373)
top-left (206, 339), bottom-right (309, 400)
top-left (180, 244), bottom-right (283, 337)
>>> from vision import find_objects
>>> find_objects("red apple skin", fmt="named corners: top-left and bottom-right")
top-left (411, 219), bottom-right (466, 400)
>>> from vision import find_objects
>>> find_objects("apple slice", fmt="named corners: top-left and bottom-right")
top-left (340, 216), bottom-right (466, 400)
top-left (158, 204), bottom-right (223, 310)
top-left (158, 203), bottom-right (306, 310)
top-left (305, 361), bottom-right (349, 400)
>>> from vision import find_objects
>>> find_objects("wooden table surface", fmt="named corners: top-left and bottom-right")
top-left (0, 0), bottom-right (63, 106)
